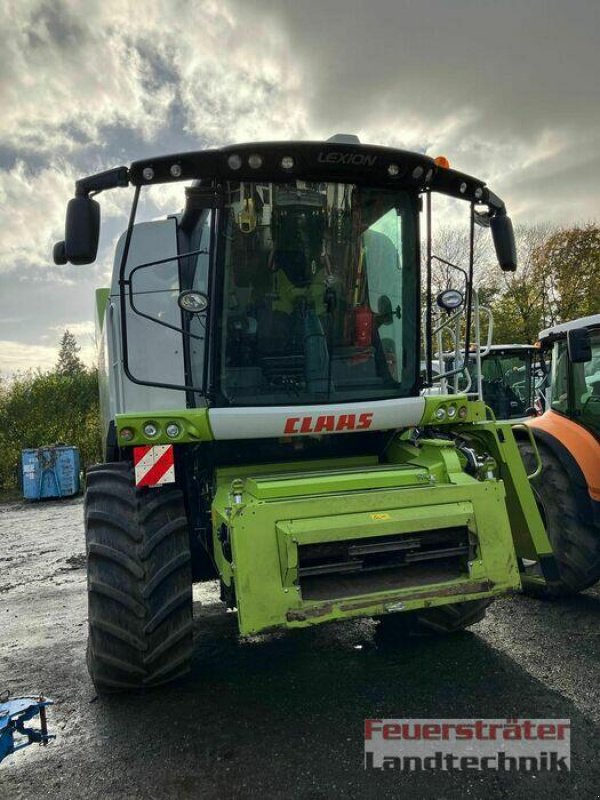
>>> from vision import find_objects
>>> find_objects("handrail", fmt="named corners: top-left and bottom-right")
top-left (512, 423), bottom-right (543, 480)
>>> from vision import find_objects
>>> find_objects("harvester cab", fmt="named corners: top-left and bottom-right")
top-left (54, 136), bottom-right (574, 692)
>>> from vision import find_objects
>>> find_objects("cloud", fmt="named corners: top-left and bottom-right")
top-left (0, 161), bottom-right (74, 274)
top-left (0, 331), bottom-right (96, 377)
top-left (0, 339), bottom-right (58, 373)
top-left (0, 0), bottom-right (599, 371)
top-left (0, 0), bottom-right (307, 163)
top-left (0, 1), bottom-right (176, 156)
top-left (50, 320), bottom-right (95, 337)
top-left (231, 0), bottom-right (600, 222)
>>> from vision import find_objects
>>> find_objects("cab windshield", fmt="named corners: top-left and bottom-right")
top-left (551, 330), bottom-right (600, 435)
top-left (479, 351), bottom-right (535, 419)
top-left (216, 180), bottom-right (418, 406)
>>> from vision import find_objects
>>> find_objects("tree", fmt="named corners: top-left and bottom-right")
top-left (56, 329), bottom-right (85, 376)
top-left (486, 224), bottom-right (555, 344)
top-left (424, 220), bottom-right (600, 347)
top-left (0, 329), bottom-right (101, 491)
top-left (430, 224), bottom-right (495, 297)
top-left (534, 223), bottom-right (600, 323)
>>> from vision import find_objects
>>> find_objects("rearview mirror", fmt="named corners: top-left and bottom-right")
top-left (567, 327), bottom-right (592, 364)
top-left (53, 196), bottom-right (100, 265)
top-left (490, 212), bottom-right (517, 272)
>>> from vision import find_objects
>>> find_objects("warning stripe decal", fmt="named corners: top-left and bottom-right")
top-left (133, 445), bottom-right (175, 487)
top-left (133, 445), bottom-right (153, 466)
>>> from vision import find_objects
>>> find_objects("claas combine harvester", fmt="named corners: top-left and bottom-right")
top-left (53, 135), bottom-right (600, 691)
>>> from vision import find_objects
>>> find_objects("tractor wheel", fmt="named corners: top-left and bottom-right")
top-left (377, 598), bottom-right (491, 637)
top-left (85, 462), bottom-right (193, 691)
top-left (519, 441), bottom-right (600, 596)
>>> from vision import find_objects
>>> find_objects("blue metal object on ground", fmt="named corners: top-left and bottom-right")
top-left (0, 696), bottom-right (54, 763)
top-left (21, 446), bottom-right (81, 500)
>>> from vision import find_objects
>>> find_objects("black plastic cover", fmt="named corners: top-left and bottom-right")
top-left (490, 212), bottom-right (517, 271)
top-left (64, 196), bottom-right (101, 265)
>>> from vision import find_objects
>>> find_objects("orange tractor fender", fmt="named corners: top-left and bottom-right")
top-left (523, 409), bottom-right (600, 533)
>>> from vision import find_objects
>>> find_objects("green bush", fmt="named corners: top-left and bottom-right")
top-left (0, 368), bottom-right (102, 490)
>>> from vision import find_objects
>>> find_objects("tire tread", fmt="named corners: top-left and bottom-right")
top-left (85, 462), bottom-right (193, 692)
top-left (520, 441), bottom-right (600, 596)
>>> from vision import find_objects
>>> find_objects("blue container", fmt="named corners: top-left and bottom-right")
top-left (21, 446), bottom-right (81, 500)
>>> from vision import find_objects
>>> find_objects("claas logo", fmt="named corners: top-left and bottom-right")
top-left (284, 412), bottom-right (374, 435)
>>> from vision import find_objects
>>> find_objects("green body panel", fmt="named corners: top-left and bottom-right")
top-left (210, 439), bottom-right (522, 635)
top-left (244, 464), bottom-right (432, 499)
top-left (420, 395), bottom-right (487, 425)
top-left (115, 408), bottom-right (214, 446)
top-left (455, 421), bottom-right (554, 559)
top-left (95, 288), bottom-right (110, 332)
top-left (275, 502), bottom-right (475, 589)
top-left (453, 420), bottom-right (558, 589)
top-left (114, 398), bottom-right (558, 608)
top-left (113, 388), bottom-right (557, 609)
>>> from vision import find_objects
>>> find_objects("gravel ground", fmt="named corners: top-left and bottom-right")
top-left (1, 498), bottom-right (599, 799)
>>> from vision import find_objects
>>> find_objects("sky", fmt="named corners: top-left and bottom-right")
top-left (0, 0), bottom-right (599, 372)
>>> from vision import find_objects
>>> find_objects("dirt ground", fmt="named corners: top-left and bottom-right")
top-left (1, 497), bottom-right (599, 799)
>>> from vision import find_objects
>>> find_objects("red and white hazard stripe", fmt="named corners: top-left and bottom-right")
top-left (133, 445), bottom-right (175, 487)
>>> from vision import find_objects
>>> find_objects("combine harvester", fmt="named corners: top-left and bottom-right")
top-left (53, 136), bottom-right (600, 691)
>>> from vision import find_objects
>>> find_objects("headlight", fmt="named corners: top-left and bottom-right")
top-left (436, 289), bottom-right (464, 312)
top-left (178, 290), bottom-right (208, 314)
top-left (227, 154), bottom-right (242, 170)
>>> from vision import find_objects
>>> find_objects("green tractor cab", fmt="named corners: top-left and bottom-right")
top-left (439, 344), bottom-right (548, 421)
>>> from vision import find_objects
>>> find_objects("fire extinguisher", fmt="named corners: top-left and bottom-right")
top-left (354, 305), bottom-right (373, 347)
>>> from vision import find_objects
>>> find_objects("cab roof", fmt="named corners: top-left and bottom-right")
top-left (126, 139), bottom-right (502, 210)
top-left (539, 314), bottom-right (600, 341)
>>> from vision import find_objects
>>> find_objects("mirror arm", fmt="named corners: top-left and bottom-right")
top-left (75, 166), bottom-right (130, 197)
top-left (486, 190), bottom-right (506, 216)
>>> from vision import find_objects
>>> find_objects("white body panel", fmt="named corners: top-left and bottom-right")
top-left (208, 397), bottom-right (426, 440)
top-left (104, 219), bottom-right (187, 418)
top-left (539, 314), bottom-right (600, 341)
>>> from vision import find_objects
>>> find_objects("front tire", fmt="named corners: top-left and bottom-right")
top-left (519, 441), bottom-right (600, 596)
top-left (85, 463), bottom-right (193, 691)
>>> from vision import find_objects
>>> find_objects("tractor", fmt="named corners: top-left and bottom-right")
top-left (53, 135), bottom-right (595, 692)
top-left (520, 314), bottom-right (600, 594)
top-left (478, 344), bottom-right (546, 420)
top-left (427, 293), bottom-right (547, 420)
top-left (438, 344), bottom-right (547, 421)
